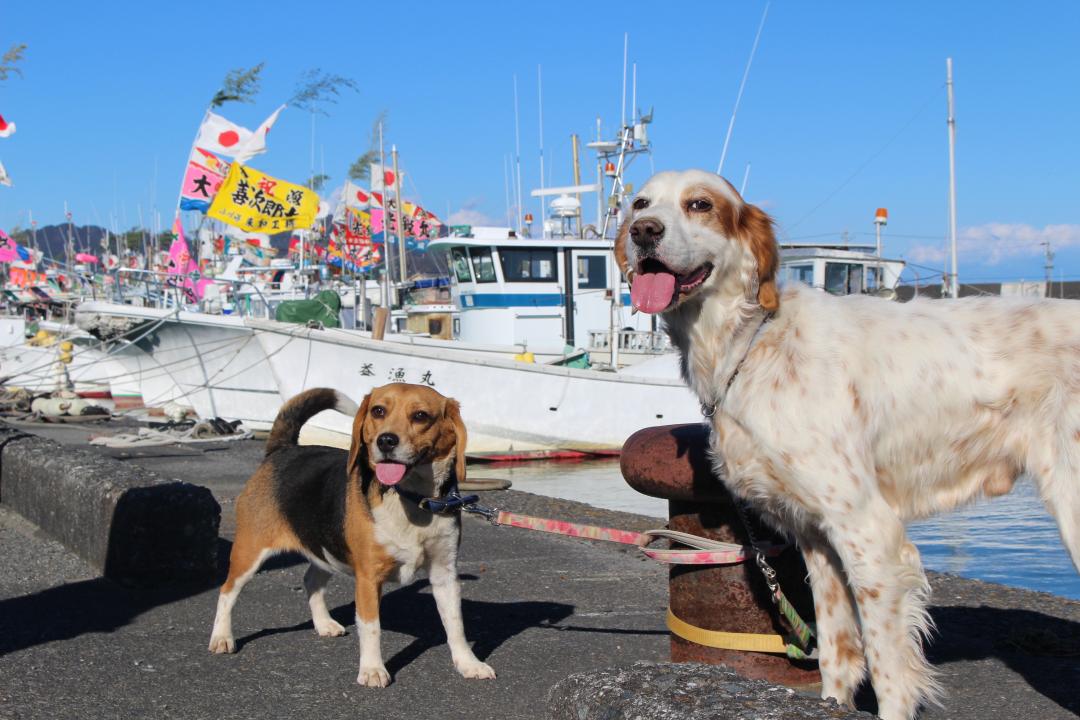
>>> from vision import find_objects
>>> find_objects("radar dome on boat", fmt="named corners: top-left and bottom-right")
top-left (549, 194), bottom-right (581, 218)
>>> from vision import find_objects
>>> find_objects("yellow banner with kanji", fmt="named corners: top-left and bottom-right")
top-left (207, 163), bottom-right (319, 233)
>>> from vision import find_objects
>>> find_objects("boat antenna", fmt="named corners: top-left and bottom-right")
top-left (717, 2), bottom-right (770, 176)
top-left (503, 154), bottom-right (512, 227)
top-left (537, 64), bottom-right (546, 237)
top-left (740, 162), bottom-right (752, 196)
top-left (513, 74), bottom-right (524, 235)
top-left (621, 33), bottom-right (629, 129)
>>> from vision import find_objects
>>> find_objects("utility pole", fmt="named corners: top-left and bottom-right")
top-left (1043, 239), bottom-right (1055, 298)
top-left (946, 57), bottom-right (960, 299)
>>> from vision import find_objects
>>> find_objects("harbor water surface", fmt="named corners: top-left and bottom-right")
top-left (470, 459), bottom-right (1080, 601)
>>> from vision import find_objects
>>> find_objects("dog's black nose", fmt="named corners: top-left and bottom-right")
top-left (376, 433), bottom-right (399, 452)
top-left (630, 217), bottom-right (665, 248)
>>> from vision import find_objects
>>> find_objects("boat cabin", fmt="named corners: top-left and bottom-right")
top-left (429, 226), bottom-right (658, 362)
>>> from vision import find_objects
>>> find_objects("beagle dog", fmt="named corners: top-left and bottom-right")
top-left (208, 383), bottom-right (495, 687)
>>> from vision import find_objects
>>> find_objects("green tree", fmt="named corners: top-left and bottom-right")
top-left (348, 111), bottom-right (388, 182)
top-left (0, 44), bottom-right (26, 83)
top-left (210, 63), bottom-right (265, 108)
top-left (308, 174), bottom-right (330, 193)
top-left (289, 69), bottom-right (358, 115)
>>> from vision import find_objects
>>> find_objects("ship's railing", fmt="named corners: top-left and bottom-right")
top-left (587, 329), bottom-right (670, 354)
top-left (114, 269), bottom-right (274, 318)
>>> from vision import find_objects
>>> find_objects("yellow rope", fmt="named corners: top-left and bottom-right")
top-left (666, 607), bottom-right (789, 654)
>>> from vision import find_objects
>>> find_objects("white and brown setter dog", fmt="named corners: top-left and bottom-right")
top-left (618, 169), bottom-right (1080, 719)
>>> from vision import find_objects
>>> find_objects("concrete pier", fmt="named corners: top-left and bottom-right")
top-left (2, 421), bottom-right (1079, 719)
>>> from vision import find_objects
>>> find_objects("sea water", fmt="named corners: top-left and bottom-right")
top-left (470, 460), bottom-right (1080, 601)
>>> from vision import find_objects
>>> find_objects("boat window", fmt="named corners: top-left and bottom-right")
top-left (450, 247), bottom-right (472, 282)
top-left (576, 255), bottom-right (607, 289)
top-left (824, 262), bottom-right (865, 295)
top-left (780, 264), bottom-right (813, 287)
top-left (468, 247), bottom-right (497, 283)
top-left (500, 248), bottom-right (557, 283)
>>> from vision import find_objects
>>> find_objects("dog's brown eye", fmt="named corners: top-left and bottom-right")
top-left (412, 410), bottom-right (430, 423)
top-left (688, 199), bottom-right (712, 212)
top-left (371, 406), bottom-right (386, 418)
top-left (632, 197), bottom-right (649, 211)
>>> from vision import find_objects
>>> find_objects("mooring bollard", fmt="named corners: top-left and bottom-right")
top-left (621, 423), bottom-right (821, 688)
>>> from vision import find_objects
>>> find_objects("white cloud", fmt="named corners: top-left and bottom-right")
top-left (447, 198), bottom-right (501, 227)
top-left (906, 223), bottom-right (1080, 266)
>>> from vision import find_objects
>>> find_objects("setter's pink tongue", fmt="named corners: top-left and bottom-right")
top-left (375, 462), bottom-right (407, 486)
top-left (631, 272), bottom-right (676, 314)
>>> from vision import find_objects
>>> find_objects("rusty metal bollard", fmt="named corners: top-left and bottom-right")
top-left (621, 423), bottom-right (821, 688)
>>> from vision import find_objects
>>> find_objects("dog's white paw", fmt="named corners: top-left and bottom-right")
top-left (357, 665), bottom-right (391, 687)
top-left (456, 659), bottom-right (496, 680)
top-left (314, 618), bottom-right (346, 637)
top-left (208, 635), bottom-right (236, 654)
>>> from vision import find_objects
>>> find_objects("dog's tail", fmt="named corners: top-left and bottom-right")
top-left (264, 388), bottom-right (360, 456)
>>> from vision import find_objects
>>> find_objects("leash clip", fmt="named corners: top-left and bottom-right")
top-left (463, 502), bottom-right (500, 524)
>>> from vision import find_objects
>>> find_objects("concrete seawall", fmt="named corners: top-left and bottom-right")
top-left (0, 422), bottom-right (219, 585)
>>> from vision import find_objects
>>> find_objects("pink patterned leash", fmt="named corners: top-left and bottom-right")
top-left (465, 505), bottom-right (785, 565)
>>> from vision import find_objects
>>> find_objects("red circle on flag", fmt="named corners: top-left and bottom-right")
top-left (384, 170), bottom-right (395, 187)
top-left (0, 115), bottom-right (8, 130)
top-left (356, 190), bottom-right (368, 203)
top-left (218, 130), bottom-right (240, 147)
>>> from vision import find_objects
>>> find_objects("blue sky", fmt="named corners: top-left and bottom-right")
top-left (1, 1), bottom-right (1077, 286)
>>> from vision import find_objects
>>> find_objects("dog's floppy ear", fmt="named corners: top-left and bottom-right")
top-left (347, 392), bottom-right (372, 481)
top-left (444, 398), bottom-right (468, 484)
top-left (740, 203), bottom-right (780, 312)
top-left (614, 217), bottom-right (636, 284)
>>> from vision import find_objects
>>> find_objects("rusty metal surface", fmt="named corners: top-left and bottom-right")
top-left (621, 424), bottom-right (732, 501)
top-left (667, 500), bottom-right (821, 687)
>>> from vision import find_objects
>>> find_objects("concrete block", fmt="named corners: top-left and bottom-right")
top-left (0, 422), bottom-right (219, 585)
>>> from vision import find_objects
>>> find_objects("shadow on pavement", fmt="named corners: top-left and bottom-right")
top-left (233, 577), bottom-right (577, 673)
top-left (929, 604), bottom-right (1080, 716)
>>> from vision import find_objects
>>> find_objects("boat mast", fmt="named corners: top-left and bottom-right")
top-left (717, 1), bottom-right (770, 176)
top-left (379, 120), bottom-right (395, 313)
top-left (946, 57), bottom-right (959, 299)
top-left (392, 145), bottom-right (406, 283)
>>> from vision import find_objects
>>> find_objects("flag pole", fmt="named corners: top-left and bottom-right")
top-left (392, 145), bottom-right (406, 284)
top-left (379, 121), bottom-right (394, 316)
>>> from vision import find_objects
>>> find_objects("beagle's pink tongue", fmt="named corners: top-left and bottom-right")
top-left (630, 272), bottom-right (676, 314)
top-left (375, 462), bottom-right (407, 486)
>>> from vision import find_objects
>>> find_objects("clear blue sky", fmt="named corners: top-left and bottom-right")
top-left (1, 1), bottom-right (1077, 286)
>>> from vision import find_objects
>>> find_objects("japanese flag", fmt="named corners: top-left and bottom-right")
top-left (342, 181), bottom-right (371, 209)
top-left (0, 114), bottom-right (15, 139)
top-left (234, 105), bottom-right (285, 164)
top-left (194, 105), bottom-right (283, 162)
top-left (0, 160), bottom-right (11, 187)
top-left (369, 163), bottom-right (403, 194)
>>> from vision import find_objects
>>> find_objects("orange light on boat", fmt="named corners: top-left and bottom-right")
top-left (874, 207), bottom-right (888, 225)
top-left (524, 213), bottom-right (534, 224)
top-left (604, 161), bottom-right (617, 177)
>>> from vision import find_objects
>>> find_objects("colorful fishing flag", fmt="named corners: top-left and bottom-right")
top-left (167, 218), bottom-right (210, 300)
top-left (207, 163), bottom-right (319, 233)
top-left (0, 230), bottom-right (17, 261)
top-left (344, 207), bottom-right (372, 244)
top-left (194, 106), bottom-right (283, 162)
top-left (0, 159), bottom-right (10, 187)
top-left (180, 149), bottom-right (228, 212)
top-left (0, 114), bottom-right (14, 138)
